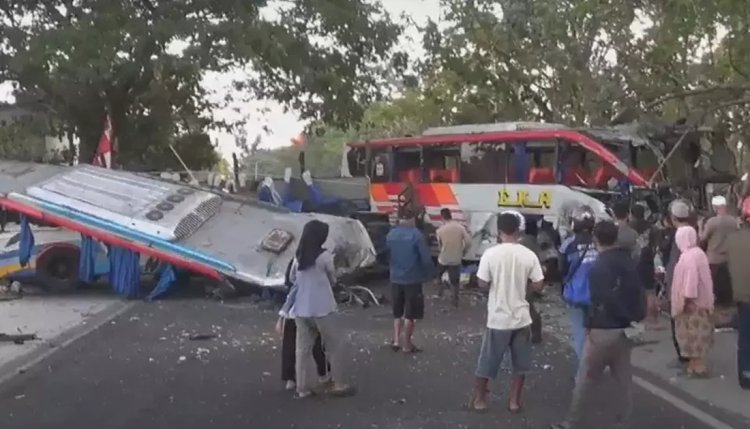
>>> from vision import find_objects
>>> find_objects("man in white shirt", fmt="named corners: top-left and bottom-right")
top-left (469, 212), bottom-right (545, 413)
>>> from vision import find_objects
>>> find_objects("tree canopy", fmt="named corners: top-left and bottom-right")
top-left (0, 0), bottom-right (404, 168)
top-left (272, 0), bottom-right (750, 178)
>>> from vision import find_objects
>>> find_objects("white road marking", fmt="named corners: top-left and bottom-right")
top-left (633, 375), bottom-right (737, 429)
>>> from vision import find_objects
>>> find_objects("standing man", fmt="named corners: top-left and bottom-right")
top-left (631, 204), bottom-right (658, 322)
top-left (700, 195), bottom-right (738, 310)
top-left (468, 213), bottom-right (544, 412)
top-left (725, 201), bottom-right (750, 390)
top-left (552, 221), bottom-right (645, 429)
top-left (560, 207), bottom-right (598, 363)
top-left (665, 199), bottom-right (694, 367)
top-left (613, 200), bottom-right (639, 259)
top-left (436, 208), bottom-right (471, 307)
top-left (386, 209), bottom-right (434, 353)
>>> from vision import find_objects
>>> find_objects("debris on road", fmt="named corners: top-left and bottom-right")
top-left (0, 333), bottom-right (38, 345)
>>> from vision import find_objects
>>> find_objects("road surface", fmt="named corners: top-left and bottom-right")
top-left (0, 290), bottom-right (746, 429)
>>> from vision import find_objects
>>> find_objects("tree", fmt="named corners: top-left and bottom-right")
top-left (0, 0), bottom-right (404, 166)
top-left (419, 0), bottom-right (750, 129)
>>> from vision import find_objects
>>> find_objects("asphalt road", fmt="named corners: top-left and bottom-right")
top-left (0, 290), bottom-right (740, 429)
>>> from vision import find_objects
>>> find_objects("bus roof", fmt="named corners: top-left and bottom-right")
top-left (422, 122), bottom-right (568, 136)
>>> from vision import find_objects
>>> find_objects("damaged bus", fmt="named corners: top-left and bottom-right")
top-left (0, 161), bottom-right (377, 296)
top-left (341, 121), bottom-right (738, 267)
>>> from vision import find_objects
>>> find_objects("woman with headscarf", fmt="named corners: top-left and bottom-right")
top-left (671, 226), bottom-right (715, 377)
top-left (276, 258), bottom-right (330, 391)
top-left (289, 220), bottom-right (355, 398)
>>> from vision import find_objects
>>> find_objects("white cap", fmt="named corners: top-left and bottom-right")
top-left (711, 195), bottom-right (727, 207)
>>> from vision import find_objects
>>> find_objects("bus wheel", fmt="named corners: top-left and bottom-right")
top-left (36, 244), bottom-right (81, 292)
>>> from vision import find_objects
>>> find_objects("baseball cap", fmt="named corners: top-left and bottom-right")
top-left (669, 199), bottom-right (691, 219)
top-left (711, 195), bottom-right (727, 207)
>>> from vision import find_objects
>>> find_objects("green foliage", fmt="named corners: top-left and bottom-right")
top-left (0, 0), bottom-right (403, 166)
top-left (0, 115), bottom-right (48, 161)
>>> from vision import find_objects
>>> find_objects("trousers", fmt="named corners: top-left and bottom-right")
top-left (296, 315), bottom-right (347, 393)
top-left (738, 302), bottom-right (750, 389)
top-left (281, 318), bottom-right (327, 382)
top-left (564, 329), bottom-right (633, 427)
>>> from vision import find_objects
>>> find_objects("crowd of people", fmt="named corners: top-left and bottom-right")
top-left (273, 195), bottom-right (750, 428)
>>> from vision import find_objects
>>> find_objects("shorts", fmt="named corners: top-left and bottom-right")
top-left (475, 327), bottom-right (532, 379)
top-left (438, 264), bottom-right (461, 287)
top-left (392, 283), bottom-right (424, 320)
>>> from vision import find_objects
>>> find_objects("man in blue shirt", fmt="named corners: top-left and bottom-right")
top-left (386, 209), bottom-right (434, 353)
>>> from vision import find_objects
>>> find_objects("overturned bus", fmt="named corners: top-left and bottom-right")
top-left (0, 161), bottom-right (377, 295)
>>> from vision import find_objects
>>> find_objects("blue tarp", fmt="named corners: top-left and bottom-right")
top-left (79, 234), bottom-right (97, 283)
top-left (107, 245), bottom-right (141, 299)
top-left (147, 263), bottom-right (177, 301)
top-left (18, 215), bottom-right (34, 267)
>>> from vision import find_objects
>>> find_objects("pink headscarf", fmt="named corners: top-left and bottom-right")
top-left (671, 226), bottom-right (714, 316)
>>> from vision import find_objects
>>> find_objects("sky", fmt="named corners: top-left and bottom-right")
top-left (0, 0), bottom-right (441, 161)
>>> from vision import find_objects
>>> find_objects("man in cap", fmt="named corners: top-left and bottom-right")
top-left (386, 208), bottom-right (434, 353)
top-left (700, 195), bottom-right (738, 310)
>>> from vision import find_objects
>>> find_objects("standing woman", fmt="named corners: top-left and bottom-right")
top-left (291, 220), bottom-right (355, 398)
top-left (277, 258), bottom-right (330, 391)
top-left (671, 226), bottom-right (715, 377)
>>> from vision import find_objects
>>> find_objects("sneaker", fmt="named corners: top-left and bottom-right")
top-left (285, 380), bottom-right (296, 391)
top-left (318, 374), bottom-right (332, 385)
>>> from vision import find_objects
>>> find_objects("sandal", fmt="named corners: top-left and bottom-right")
top-left (508, 404), bottom-right (523, 414)
top-left (402, 346), bottom-right (423, 354)
top-left (385, 342), bottom-right (400, 352)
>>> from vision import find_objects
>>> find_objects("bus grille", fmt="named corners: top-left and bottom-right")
top-left (173, 196), bottom-right (222, 239)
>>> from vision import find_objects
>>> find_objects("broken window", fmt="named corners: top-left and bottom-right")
top-left (393, 147), bottom-right (421, 182)
top-left (460, 142), bottom-right (509, 183)
top-left (423, 145), bottom-right (460, 182)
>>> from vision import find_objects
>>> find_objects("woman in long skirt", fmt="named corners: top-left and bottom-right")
top-left (671, 226), bottom-right (715, 377)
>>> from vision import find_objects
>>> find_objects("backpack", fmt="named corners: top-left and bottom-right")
top-left (562, 240), bottom-right (597, 306)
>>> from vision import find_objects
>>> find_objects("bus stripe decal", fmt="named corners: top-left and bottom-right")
top-left (431, 184), bottom-right (458, 205)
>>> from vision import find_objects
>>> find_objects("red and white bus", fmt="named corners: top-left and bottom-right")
top-left (343, 122), bottom-right (666, 261)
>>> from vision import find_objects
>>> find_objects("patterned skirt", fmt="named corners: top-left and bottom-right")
top-left (675, 308), bottom-right (714, 359)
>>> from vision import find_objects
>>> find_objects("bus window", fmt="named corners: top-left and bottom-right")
top-left (460, 142), bottom-right (508, 183)
top-left (423, 146), bottom-right (460, 183)
top-left (526, 141), bottom-right (557, 184)
top-left (346, 146), bottom-right (367, 177)
top-left (558, 143), bottom-right (590, 186)
top-left (370, 150), bottom-right (392, 183)
top-left (393, 147), bottom-right (421, 183)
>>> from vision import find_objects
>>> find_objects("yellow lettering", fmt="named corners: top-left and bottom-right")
top-left (497, 190), bottom-right (552, 209)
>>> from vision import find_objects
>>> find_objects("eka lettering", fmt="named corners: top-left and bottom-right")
top-left (497, 190), bottom-right (552, 209)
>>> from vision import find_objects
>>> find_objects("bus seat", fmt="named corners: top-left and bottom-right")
top-left (398, 168), bottom-right (422, 183)
top-left (563, 167), bottom-right (589, 186)
top-left (429, 168), bottom-right (458, 183)
top-left (528, 167), bottom-right (555, 184)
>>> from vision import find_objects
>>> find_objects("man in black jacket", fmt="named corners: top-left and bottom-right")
top-left (552, 221), bottom-right (645, 429)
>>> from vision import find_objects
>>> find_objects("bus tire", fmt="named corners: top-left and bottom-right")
top-left (36, 244), bottom-right (81, 292)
